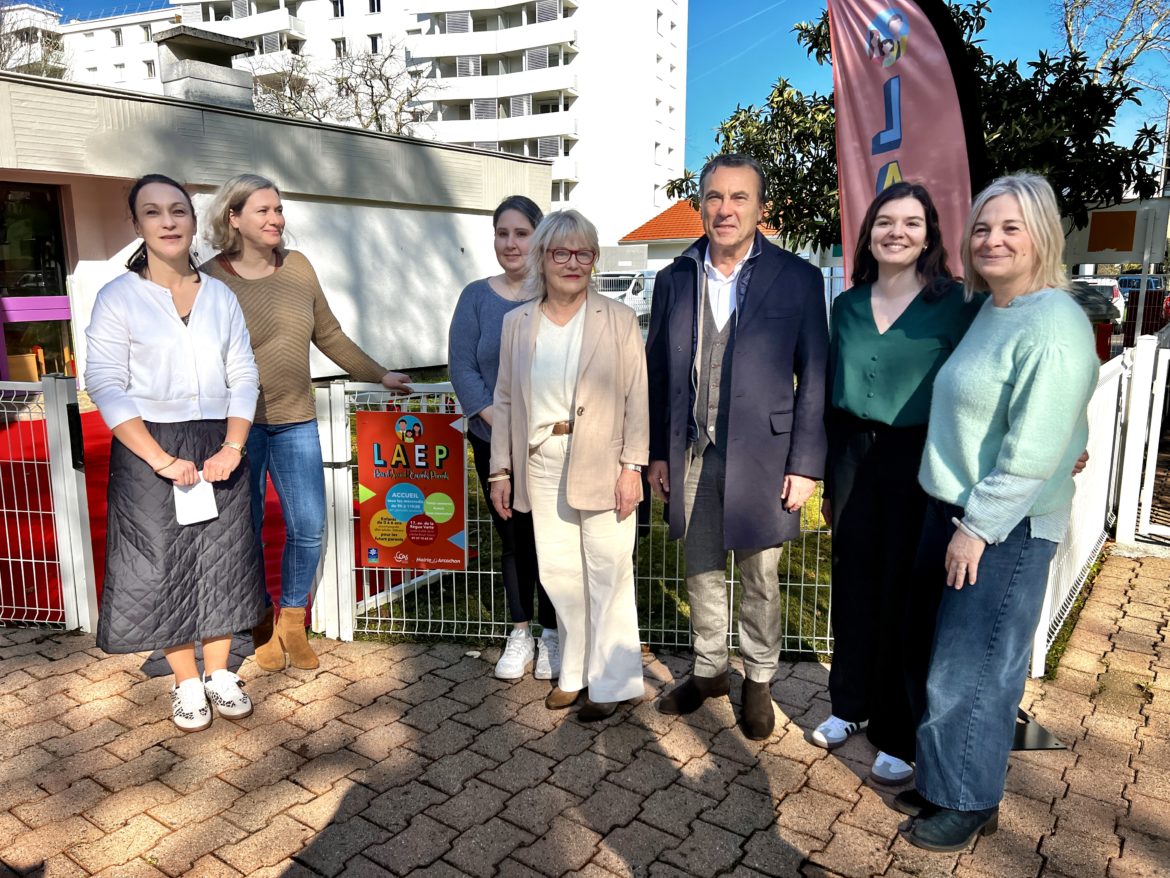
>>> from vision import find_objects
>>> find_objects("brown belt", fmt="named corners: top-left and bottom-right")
top-left (551, 421), bottom-right (574, 435)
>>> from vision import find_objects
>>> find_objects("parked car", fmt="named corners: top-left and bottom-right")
top-left (1117, 274), bottom-right (1166, 304)
top-left (1163, 292), bottom-right (1170, 323)
top-left (596, 270), bottom-right (655, 329)
top-left (1073, 277), bottom-right (1124, 324)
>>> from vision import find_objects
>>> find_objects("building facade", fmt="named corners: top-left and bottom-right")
top-left (406, 0), bottom-right (687, 243)
top-left (16, 0), bottom-right (685, 245)
top-left (0, 71), bottom-right (549, 382)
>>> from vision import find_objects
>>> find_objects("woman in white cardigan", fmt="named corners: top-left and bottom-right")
top-left (489, 210), bottom-right (649, 721)
top-left (85, 174), bottom-right (263, 733)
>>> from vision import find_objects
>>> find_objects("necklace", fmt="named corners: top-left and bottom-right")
top-left (496, 275), bottom-right (526, 301)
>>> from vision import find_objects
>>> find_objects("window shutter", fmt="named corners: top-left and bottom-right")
top-left (446, 11), bottom-right (470, 33)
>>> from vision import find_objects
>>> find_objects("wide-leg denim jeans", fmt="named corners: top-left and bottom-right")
top-left (916, 515), bottom-right (1057, 811)
top-left (247, 420), bottom-right (327, 609)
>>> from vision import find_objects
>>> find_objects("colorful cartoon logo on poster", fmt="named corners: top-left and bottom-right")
top-left (867, 8), bottom-right (909, 67)
top-left (356, 411), bottom-right (466, 570)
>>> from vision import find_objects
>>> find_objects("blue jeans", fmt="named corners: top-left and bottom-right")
top-left (916, 515), bottom-right (1057, 811)
top-left (247, 420), bottom-right (327, 609)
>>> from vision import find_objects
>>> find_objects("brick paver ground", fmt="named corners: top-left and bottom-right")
top-left (1, 551), bottom-right (1166, 877)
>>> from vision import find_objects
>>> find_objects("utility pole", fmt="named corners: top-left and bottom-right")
top-left (1162, 99), bottom-right (1170, 197)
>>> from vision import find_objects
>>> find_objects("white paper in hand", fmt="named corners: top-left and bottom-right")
top-left (173, 475), bottom-right (219, 525)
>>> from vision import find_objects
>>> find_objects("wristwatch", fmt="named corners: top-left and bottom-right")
top-left (221, 440), bottom-right (247, 457)
top-left (623, 463), bottom-right (642, 472)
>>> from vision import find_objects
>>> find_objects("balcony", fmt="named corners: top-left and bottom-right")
top-left (408, 18), bottom-right (576, 60)
top-left (434, 65), bottom-right (576, 101)
top-left (197, 9), bottom-right (306, 42)
top-left (430, 109), bottom-right (577, 144)
top-left (551, 155), bottom-right (576, 181)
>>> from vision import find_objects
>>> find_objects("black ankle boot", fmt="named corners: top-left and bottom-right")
top-left (740, 679), bottom-right (776, 740)
top-left (657, 671), bottom-right (730, 715)
top-left (908, 806), bottom-right (998, 852)
top-left (892, 789), bottom-right (937, 819)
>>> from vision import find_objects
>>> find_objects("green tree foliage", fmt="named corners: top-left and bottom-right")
top-left (667, 1), bottom-right (1162, 250)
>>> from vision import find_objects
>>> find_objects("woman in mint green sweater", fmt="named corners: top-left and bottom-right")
top-left (895, 174), bottom-right (1099, 852)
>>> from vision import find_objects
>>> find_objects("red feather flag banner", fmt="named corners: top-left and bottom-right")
top-left (827, 0), bottom-right (986, 280)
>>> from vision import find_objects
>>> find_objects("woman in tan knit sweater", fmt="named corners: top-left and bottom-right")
top-left (202, 174), bottom-right (410, 670)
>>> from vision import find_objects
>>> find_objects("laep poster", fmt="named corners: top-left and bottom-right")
top-left (356, 411), bottom-right (466, 569)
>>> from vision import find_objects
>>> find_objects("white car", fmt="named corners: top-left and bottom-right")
top-left (595, 270), bottom-right (655, 330)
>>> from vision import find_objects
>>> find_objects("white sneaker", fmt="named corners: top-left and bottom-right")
top-left (811, 714), bottom-right (867, 749)
top-left (203, 669), bottom-right (253, 720)
top-left (495, 628), bottom-right (535, 680)
top-left (171, 678), bottom-right (212, 732)
top-left (871, 751), bottom-right (915, 784)
top-left (535, 629), bottom-right (561, 680)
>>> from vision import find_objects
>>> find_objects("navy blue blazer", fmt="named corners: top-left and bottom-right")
top-left (646, 233), bottom-right (829, 550)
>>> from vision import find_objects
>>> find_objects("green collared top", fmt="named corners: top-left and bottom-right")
top-left (828, 281), bottom-right (984, 427)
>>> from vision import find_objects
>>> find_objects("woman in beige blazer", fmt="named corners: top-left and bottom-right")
top-left (490, 210), bottom-right (649, 721)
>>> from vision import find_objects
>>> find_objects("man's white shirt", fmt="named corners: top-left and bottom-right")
top-left (703, 246), bottom-right (748, 331)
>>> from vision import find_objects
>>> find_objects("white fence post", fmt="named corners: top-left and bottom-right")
top-left (1116, 337), bottom-right (1157, 544)
top-left (325, 381), bottom-right (356, 642)
top-left (310, 385), bottom-right (336, 638)
top-left (41, 375), bottom-right (97, 632)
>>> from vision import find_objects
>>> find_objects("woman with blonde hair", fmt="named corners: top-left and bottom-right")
top-left (86, 174), bottom-right (262, 731)
top-left (202, 174), bottom-right (410, 671)
top-left (490, 210), bottom-right (648, 721)
top-left (894, 173), bottom-right (1099, 851)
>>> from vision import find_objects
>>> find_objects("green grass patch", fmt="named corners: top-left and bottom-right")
top-left (1043, 547), bottom-right (1108, 680)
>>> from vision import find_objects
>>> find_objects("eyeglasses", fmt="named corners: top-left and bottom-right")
top-left (549, 248), bottom-right (596, 266)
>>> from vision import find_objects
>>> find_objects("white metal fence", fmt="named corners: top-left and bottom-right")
top-left (312, 381), bottom-right (833, 657)
top-left (0, 376), bottom-right (97, 630)
top-left (1030, 355), bottom-right (1126, 675)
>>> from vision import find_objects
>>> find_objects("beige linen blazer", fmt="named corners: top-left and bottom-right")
top-left (490, 290), bottom-right (649, 512)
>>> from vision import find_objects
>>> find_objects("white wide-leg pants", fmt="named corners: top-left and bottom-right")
top-left (526, 434), bottom-right (645, 702)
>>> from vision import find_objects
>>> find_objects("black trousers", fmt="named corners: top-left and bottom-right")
top-left (468, 431), bottom-right (555, 629)
top-left (826, 411), bottom-right (930, 763)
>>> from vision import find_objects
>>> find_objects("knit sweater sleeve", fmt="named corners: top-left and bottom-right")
top-left (964, 333), bottom-right (1097, 540)
top-left (997, 338), bottom-right (1096, 479)
top-left (448, 281), bottom-right (493, 419)
top-left (303, 257), bottom-right (387, 383)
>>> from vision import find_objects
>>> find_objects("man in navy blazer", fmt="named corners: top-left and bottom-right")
top-left (646, 153), bottom-right (828, 739)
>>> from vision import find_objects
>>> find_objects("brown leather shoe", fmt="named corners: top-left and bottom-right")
top-left (657, 671), bottom-right (730, 715)
top-left (545, 686), bottom-right (581, 710)
top-left (741, 679), bottom-right (776, 740)
top-left (577, 699), bottom-right (619, 722)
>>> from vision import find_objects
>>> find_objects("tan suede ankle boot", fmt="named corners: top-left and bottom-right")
top-left (277, 607), bottom-right (319, 670)
top-left (253, 605), bottom-right (286, 672)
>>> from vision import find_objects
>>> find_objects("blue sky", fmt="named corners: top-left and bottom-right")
top-left (684, 0), bottom-right (1157, 170)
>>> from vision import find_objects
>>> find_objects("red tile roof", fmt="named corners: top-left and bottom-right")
top-left (619, 201), bottom-right (778, 244)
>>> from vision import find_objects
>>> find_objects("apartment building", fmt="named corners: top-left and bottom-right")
top-left (21, 0), bottom-right (685, 244)
top-left (406, 1), bottom-right (687, 243)
top-left (59, 7), bottom-right (176, 93)
top-left (0, 3), bottom-right (67, 77)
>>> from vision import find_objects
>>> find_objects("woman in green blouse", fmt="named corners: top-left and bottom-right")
top-left (815, 183), bottom-right (982, 784)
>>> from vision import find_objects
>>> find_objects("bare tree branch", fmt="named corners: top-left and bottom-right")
top-left (0, 2), bottom-right (69, 78)
top-left (1058, 0), bottom-right (1170, 101)
top-left (250, 38), bottom-right (437, 135)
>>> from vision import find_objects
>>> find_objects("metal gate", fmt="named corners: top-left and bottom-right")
top-left (312, 381), bottom-right (833, 657)
top-left (0, 375), bottom-right (97, 630)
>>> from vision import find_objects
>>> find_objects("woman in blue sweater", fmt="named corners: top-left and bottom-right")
top-left (449, 196), bottom-right (557, 681)
top-left (896, 174), bottom-right (1099, 851)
